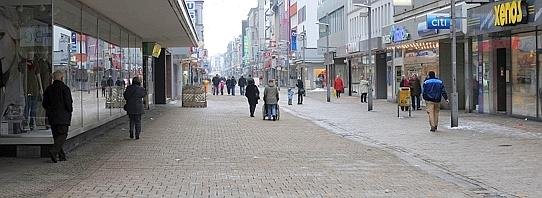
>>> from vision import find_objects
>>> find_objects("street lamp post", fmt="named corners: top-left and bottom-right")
top-left (316, 20), bottom-right (331, 102)
top-left (354, 3), bottom-right (373, 111)
top-left (450, 0), bottom-right (459, 127)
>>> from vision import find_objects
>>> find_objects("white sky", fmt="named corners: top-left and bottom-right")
top-left (203, 0), bottom-right (257, 56)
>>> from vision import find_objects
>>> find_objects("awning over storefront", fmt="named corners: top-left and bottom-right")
top-left (81, 0), bottom-right (198, 47)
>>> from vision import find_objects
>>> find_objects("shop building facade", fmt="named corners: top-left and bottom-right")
top-left (382, 1), bottom-right (476, 109)
top-left (468, 0), bottom-right (542, 118)
top-left (0, 0), bottom-right (197, 156)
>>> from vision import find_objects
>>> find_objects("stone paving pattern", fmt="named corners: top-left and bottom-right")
top-left (289, 91), bottom-right (542, 197)
top-left (0, 95), bottom-right (479, 197)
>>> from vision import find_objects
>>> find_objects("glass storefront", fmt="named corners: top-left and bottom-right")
top-left (0, 0), bottom-right (143, 136)
top-left (511, 32), bottom-right (537, 117)
top-left (350, 55), bottom-right (373, 95)
top-left (472, 30), bottom-right (542, 119)
top-left (402, 42), bottom-right (439, 83)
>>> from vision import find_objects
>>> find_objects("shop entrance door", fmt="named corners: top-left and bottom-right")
top-left (496, 48), bottom-right (507, 112)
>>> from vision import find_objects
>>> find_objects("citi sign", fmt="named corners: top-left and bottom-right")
top-left (426, 14), bottom-right (451, 29)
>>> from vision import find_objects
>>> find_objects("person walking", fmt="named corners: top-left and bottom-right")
top-left (229, 76), bottom-right (237, 96)
top-left (226, 77), bottom-right (232, 95)
top-left (399, 75), bottom-right (410, 111)
top-left (123, 77), bottom-right (146, 139)
top-left (296, 79), bottom-right (304, 104)
top-left (334, 75), bottom-right (344, 98)
top-left (42, 71), bottom-right (73, 163)
top-left (238, 76), bottom-right (247, 96)
top-left (245, 79), bottom-right (259, 117)
top-left (219, 79), bottom-right (225, 95)
top-left (263, 79), bottom-right (279, 121)
top-left (409, 74), bottom-right (422, 110)
top-left (422, 71), bottom-right (448, 132)
top-left (360, 76), bottom-right (369, 103)
top-left (100, 76), bottom-right (107, 97)
top-left (212, 74), bottom-right (220, 95)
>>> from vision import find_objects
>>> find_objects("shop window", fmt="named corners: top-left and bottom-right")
top-left (511, 32), bottom-right (537, 117)
top-left (1, 3), bottom-right (53, 135)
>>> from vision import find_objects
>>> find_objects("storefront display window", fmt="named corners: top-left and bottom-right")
top-left (511, 32), bottom-right (537, 117)
top-left (1, 3), bottom-right (53, 135)
top-left (481, 38), bottom-right (492, 113)
top-left (1, 0), bottom-right (143, 137)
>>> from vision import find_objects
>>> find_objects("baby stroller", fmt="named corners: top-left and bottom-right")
top-left (262, 104), bottom-right (280, 121)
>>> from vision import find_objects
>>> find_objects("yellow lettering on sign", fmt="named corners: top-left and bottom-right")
top-left (517, 0), bottom-right (523, 23)
top-left (493, 0), bottom-right (527, 27)
top-left (500, 2), bottom-right (507, 25)
top-left (509, 1), bottom-right (517, 24)
top-left (494, 5), bottom-right (501, 26)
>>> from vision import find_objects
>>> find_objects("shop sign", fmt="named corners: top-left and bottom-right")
top-left (494, 0), bottom-right (528, 27)
top-left (383, 35), bottom-right (392, 44)
top-left (391, 26), bottom-right (410, 43)
top-left (291, 30), bottom-right (297, 51)
top-left (418, 22), bottom-right (438, 37)
top-left (427, 14), bottom-right (451, 29)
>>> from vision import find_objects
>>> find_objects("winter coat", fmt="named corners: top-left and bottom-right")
top-left (264, 83), bottom-right (279, 105)
top-left (360, 80), bottom-right (369, 94)
top-left (238, 77), bottom-right (247, 87)
top-left (334, 78), bottom-right (344, 93)
top-left (296, 80), bottom-right (305, 94)
top-left (123, 82), bottom-right (146, 115)
top-left (245, 81), bottom-right (259, 105)
top-left (212, 76), bottom-right (220, 86)
top-left (42, 80), bottom-right (73, 126)
top-left (409, 78), bottom-right (422, 96)
top-left (400, 79), bottom-right (410, 87)
top-left (422, 76), bottom-right (448, 103)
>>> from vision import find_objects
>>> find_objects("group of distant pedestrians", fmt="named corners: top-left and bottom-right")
top-left (211, 74), bottom-right (254, 96)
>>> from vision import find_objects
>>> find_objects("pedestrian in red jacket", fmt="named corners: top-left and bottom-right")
top-left (334, 75), bottom-right (344, 98)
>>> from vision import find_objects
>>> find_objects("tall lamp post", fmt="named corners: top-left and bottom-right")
top-left (450, 0), bottom-right (459, 127)
top-left (316, 21), bottom-right (331, 102)
top-left (353, 3), bottom-right (373, 111)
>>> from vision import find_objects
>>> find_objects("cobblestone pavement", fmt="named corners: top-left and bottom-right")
top-left (283, 91), bottom-right (542, 197)
top-left (0, 94), bottom-right (479, 197)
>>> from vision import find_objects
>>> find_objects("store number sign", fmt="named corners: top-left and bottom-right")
top-left (494, 0), bottom-right (528, 27)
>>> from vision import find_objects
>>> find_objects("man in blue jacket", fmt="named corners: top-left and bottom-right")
top-left (422, 71), bottom-right (449, 132)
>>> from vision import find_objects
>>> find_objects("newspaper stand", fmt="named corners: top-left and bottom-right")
top-left (397, 87), bottom-right (411, 117)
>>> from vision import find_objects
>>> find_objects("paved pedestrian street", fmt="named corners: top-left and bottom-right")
top-left (1, 93), bottom-right (540, 197)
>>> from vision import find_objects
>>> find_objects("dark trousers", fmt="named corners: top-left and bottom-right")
top-left (411, 95), bottom-right (421, 110)
top-left (213, 85), bottom-right (219, 95)
top-left (227, 86), bottom-right (231, 95)
top-left (129, 114), bottom-right (142, 137)
top-left (298, 93), bottom-right (303, 104)
top-left (51, 125), bottom-right (68, 159)
top-left (249, 103), bottom-right (256, 116)
top-left (240, 86), bottom-right (245, 96)
top-left (336, 92), bottom-right (341, 98)
top-left (361, 93), bottom-right (367, 103)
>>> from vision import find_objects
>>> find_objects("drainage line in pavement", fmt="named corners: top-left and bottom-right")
top-left (281, 107), bottom-right (518, 198)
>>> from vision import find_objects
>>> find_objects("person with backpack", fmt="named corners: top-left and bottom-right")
top-left (422, 71), bottom-right (449, 132)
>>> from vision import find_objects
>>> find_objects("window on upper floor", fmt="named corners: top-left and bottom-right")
top-left (298, 6), bottom-right (306, 24)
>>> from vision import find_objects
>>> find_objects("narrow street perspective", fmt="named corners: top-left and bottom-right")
top-left (1, 95), bottom-right (477, 197)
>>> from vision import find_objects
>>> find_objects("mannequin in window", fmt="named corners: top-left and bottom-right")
top-left (23, 52), bottom-right (42, 131)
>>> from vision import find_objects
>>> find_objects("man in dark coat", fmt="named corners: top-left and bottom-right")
top-left (245, 79), bottom-right (259, 117)
top-left (212, 74), bottom-right (220, 95)
top-left (42, 71), bottom-right (73, 163)
top-left (226, 77), bottom-right (232, 95)
top-left (409, 74), bottom-right (422, 110)
top-left (124, 77), bottom-right (146, 139)
top-left (238, 76), bottom-right (247, 96)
